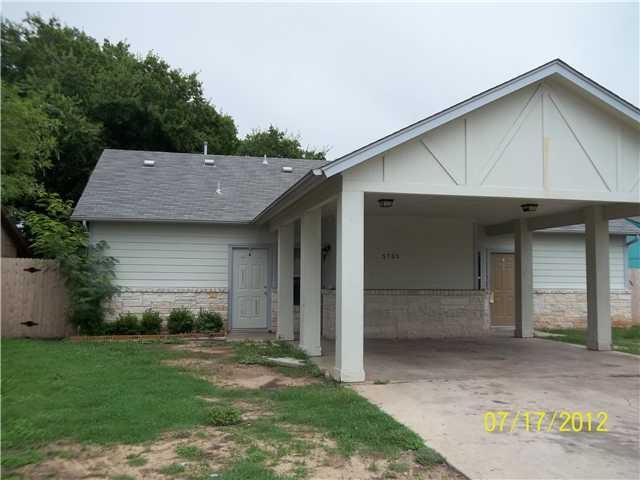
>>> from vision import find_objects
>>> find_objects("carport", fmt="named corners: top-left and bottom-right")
top-left (255, 60), bottom-right (640, 383)
top-left (342, 336), bottom-right (640, 479)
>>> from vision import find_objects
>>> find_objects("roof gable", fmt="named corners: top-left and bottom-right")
top-left (323, 59), bottom-right (640, 178)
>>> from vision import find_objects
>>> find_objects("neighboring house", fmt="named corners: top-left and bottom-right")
top-left (73, 59), bottom-right (639, 382)
top-left (1, 210), bottom-right (31, 258)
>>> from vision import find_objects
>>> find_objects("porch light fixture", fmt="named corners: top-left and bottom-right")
top-left (378, 198), bottom-right (394, 208)
top-left (520, 203), bottom-right (538, 213)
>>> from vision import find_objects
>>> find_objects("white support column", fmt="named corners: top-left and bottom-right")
top-left (585, 206), bottom-right (612, 351)
top-left (514, 218), bottom-right (534, 338)
top-left (276, 223), bottom-right (294, 341)
top-left (334, 190), bottom-right (365, 382)
top-left (300, 208), bottom-right (322, 356)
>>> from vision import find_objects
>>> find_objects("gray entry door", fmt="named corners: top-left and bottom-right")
top-left (231, 248), bottom-right (269, 329)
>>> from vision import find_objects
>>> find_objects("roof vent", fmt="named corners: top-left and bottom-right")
top-left (281, 166), bottom-right (293, 173)
top-left (143, 160), bottom-right (155, 167)
top-left (204, 158), bottom-right (215, 166)
top-left (216, 181), bottom-right (222, 195)
top-left (262, 154), bottom-right (269, 165)
top-left (203, 141), bottom-right (208, 155)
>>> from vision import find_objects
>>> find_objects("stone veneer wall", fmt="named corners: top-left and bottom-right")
top-left (110, 288), bottom-right (228, 319)
top-left (533, 289), bottom-right (633, 328)
top-left (110, 288), bottom-right (232, 330)
top-left (321, 289), bottom-right (490, 339)
top-left (110, 287), bottom-right (635, 334)
top-left (111, 288), bottom-right (286, 332)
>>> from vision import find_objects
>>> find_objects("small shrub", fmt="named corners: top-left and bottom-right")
top-left (103, 312), bottom-right (139, 335)
top-left (415, 446), bottom-right (445, 466)
top-left (175, 445), bottom-right (205, 460)
top-left (167, 308), bottom-right (194, 334)
top-left (140, 309), bottom-right (162, 334)
top-left (158, 463), bottom-right (185, 476)
top-left (126, 453), bottom-right (147, 467)
top-left (205, 405), bottom-right (241, 426)
top-left (195, 309), bottom-right (224, 333)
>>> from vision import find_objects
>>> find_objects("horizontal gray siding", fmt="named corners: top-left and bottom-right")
top-left (532, 234), bottom-right (626, 290)
top-left (481, 233), bottom-right (627, 290)
top-left (92, 222), bottom-right (275, 288)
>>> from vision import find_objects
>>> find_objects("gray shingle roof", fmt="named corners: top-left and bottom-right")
top-left (542, 218), bottom-right (640, 236)
top-left (72, 149), bottom-right (326, 223)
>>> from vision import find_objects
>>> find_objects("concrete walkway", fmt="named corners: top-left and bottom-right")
top-left (332, 337), bottom-right (639, 480)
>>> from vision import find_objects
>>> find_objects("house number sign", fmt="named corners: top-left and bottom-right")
top-left (381, 252), bottom-right (400, 260)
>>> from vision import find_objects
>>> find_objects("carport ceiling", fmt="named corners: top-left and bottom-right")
top-left (363, 193), bottom-right (595, 226)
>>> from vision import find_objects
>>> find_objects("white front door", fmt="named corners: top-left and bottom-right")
top-left (231, 248), bottom-right (269, 329)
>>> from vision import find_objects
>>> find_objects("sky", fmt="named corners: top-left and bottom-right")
top-left (3, 1), bottom-right (639, 160)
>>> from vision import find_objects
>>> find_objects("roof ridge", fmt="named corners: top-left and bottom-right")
top-left (102, 148), bottom-right (327, 163)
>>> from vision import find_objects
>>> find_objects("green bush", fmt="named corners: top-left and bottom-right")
top-left (25, 193), bottom-right (119, 334)
top-left (140, 309), bottom-right (162, 334)
top-left (103, 312), bottom-right (139, 335)
top-left (195, 309), bottom-right (224, 333)
top-left (205, 405), bottom-right (241, 426)
top-left (167, 308), bottom-right (194, 334)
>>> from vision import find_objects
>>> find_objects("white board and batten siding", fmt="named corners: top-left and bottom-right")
top-left (91, 222), bottom-right (276, 289)
top-left (482, 233), bottom-right (627, 290)
top-left (341, 77), bottom-right (639, 200)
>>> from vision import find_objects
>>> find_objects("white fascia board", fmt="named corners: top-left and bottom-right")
top-left (323, 61), bottom-right (640, 178)
top-left (554, 66), bottom-right (640, 124)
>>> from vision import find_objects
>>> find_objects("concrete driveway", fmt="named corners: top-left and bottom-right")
top-left (337, 337), bottom-right (639, 480)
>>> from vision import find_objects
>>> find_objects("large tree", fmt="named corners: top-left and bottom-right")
top-left (1, 15), bottom-right (238, 203)
top-left (237, 125), bottom-right (327, 160)
top-left (0, 82), bottom-right (58, 205)
top-left (1, 14), bottom-right (328, 213)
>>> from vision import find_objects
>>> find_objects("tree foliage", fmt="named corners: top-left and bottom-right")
top-left (1, 15), bottom-right (327, 208)
top-left (238, 125), bottom-right (326, 160)
top-left (1, 82), bottom-right (58, 204)
top-left (1, 14), bottom-right (239, 203)
top-left (25, 193), bottom-right (119, 333)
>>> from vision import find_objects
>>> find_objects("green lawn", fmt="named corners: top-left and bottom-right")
top-left (1, 339), bottom-right (438, 479)
top-left (537, 325), bottom-right (640, 355)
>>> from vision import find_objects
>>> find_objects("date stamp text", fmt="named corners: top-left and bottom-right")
top-left (483, 410), bottom-right (609, 433)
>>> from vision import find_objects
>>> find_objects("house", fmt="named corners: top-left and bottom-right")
top-left (1, 209), bottom-right (31, 258)
top-left (73, 59), bottom-right (639, 382)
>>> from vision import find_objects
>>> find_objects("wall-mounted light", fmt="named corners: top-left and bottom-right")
top-left (378, 198), bottom-right (394, 208)
top-left (520, 203), bottom-right (538, 213)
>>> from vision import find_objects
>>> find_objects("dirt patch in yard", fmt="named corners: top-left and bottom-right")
top-left (170, 343), bottom-right (233, 357)
top-left (164, 341), bottom-right (319, 389)
top-left (272, 443), bottom-right (465, 480)
top-left (264, 428), bottom-right (465, 480)
top-left (217, 363), bottom-right (317, 389)
top-left (19, 428), bottom-right (236, 480)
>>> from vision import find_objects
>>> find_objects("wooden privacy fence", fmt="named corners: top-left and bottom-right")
top-left (1, 258), bottom-right (71, 338)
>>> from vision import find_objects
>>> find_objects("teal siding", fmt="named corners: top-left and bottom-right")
top-left (628, 236), bottom-right (640, 269)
